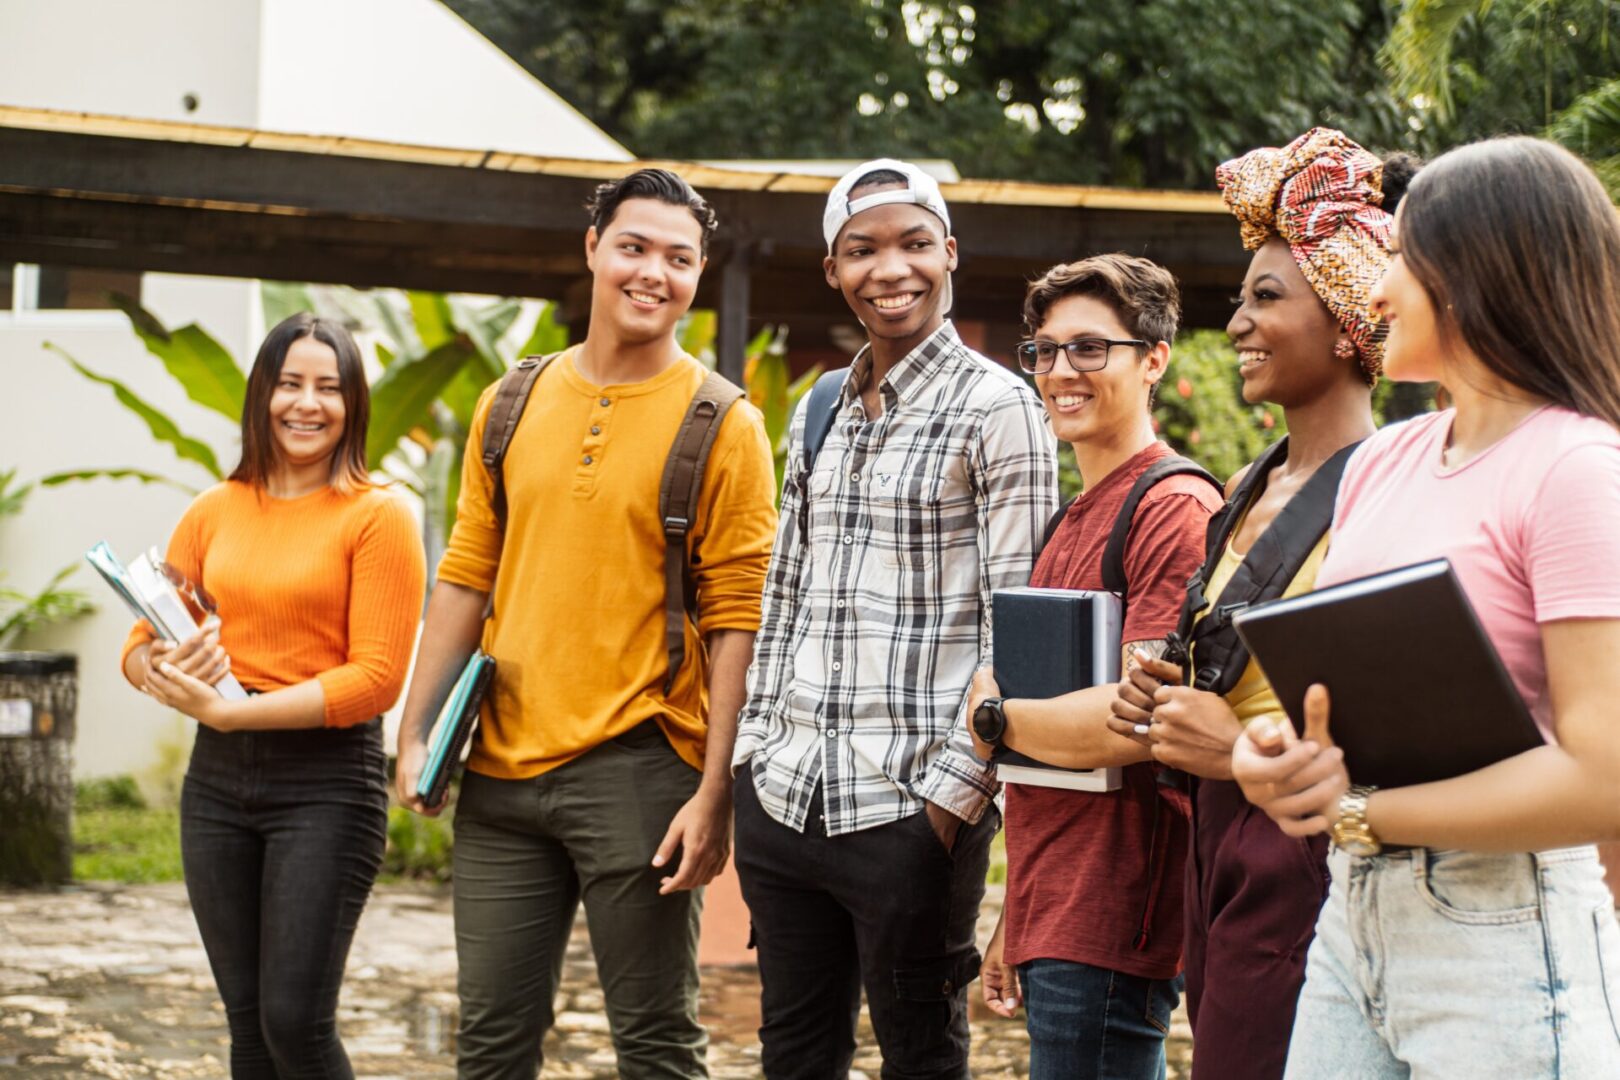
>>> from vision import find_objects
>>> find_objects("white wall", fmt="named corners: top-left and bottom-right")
top-left (0, 0), bottom-right (627, 780)
top-left (0, 0), bottom-right (261, 125)
top-left (2, 276), bottom-right (258, 785)
top-left (256, 0), bottom-right (631, 159)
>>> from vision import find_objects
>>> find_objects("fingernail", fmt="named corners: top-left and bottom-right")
top-left (651, 856), bottom-right (665, 867)
top-left (1133, 723), bottom-right (1150, 735)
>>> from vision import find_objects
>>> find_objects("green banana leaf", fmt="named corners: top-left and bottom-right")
top-left (260, 281), bottom-right (316, 329)
top-left (40, 468), bottom-right (200, 495)
top-left (49, 344), bottom-right (224, 479)
top-left (366, 341), bottom-right (476, 470)
top-left (517, 301), bottom-right (569, 358)
top-left (109, 294), bottom-right (246, 422)
top-left (408, 291), bottom-right (457, 351)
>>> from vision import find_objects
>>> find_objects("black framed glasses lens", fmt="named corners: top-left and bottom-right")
top-left (1016, 338), bottom-right (1119, 374)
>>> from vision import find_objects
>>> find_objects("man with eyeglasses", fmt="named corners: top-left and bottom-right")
top-left (732, 159), bottom-right (1055, 1078)
top-left (966, 254), bottom-right (1224, 1079)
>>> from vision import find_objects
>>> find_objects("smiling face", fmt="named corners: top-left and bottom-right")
top-left (1227, 238), bottom-right (1354, 406)
top-left (823, 187), bottom-right (958, 351)
top-left (585, 197), bottom-right (706, 345)
top-left (1369, 205), bottom-right (1445, 384)
top-left (1033, 294), bottom-right (1166, 446)
top-left (268, 334), bottom-right (346, 469)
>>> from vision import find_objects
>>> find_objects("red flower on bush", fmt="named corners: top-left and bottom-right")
top-left (1261, 412), bottom-right (1276, 430)
top-left (1177, 378), bottom-right (1194, 399)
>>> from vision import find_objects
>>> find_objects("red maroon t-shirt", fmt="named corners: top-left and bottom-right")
top-left (1001, 441), bottom-right (1221, 980)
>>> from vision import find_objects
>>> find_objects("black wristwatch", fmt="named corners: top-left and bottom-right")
top-left (972, 697), bottom-right (1008, 750)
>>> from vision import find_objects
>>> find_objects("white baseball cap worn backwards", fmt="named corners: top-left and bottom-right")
top-left (823, 158), bottom-right (953, 253)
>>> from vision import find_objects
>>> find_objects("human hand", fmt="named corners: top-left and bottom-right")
top-left (967, 666), bottom-right (1001, 762)
top-left (394, 736), bottom-right (443, 817)
top-left (980, 914), bottom-right (1021, 1018)
top-left (1145, 685), bottom-right (1245, 779)
top-left (924, 799), bottom-right (964, 854)
top-left (654, 784), bottom-right (732, 895)
top-left (146, 660), bottom-right (235, 730)
top-left (1107, 650), bottom-right (1183, 748)
top-left (1231, 685), bottom-right (1348, 837)
top-left (143, 624), bottom-right (231, 690)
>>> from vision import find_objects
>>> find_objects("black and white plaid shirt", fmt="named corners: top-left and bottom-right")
top-left (734, 322), bottom-right (1057, 835)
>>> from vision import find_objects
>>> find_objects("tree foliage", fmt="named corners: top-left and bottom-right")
top-left (449, 0), bottom-right (1619, 189)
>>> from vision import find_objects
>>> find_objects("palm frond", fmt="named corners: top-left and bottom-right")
top-left (1546, 77), bottom-right (1620, 159)
top-left (1381, 0), bottom-right (1495, 119)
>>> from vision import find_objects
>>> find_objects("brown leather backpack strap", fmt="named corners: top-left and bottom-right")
top-left (478, 353), bottom-right (559, 620)
top-left (657, 369), bottom-right (745, 694)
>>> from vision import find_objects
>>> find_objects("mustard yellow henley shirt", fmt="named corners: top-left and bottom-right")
top-left (436, 348), bottom-right (778, 779)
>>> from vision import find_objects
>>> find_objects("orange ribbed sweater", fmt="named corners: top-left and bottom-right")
top-left (121, 481), bottom-right (427, 727)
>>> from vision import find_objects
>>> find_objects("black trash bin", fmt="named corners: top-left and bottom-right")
top-left (0, 651), bottom-right (78, 885)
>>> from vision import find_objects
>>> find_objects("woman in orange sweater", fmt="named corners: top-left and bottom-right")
top-left (120, 313), bottom-right (426, 1078)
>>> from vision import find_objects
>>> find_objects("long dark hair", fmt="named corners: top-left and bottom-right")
top-left (230, 313), bottom-right (371, 493)
top-left (1398, 137), bottom-right (1620, 426)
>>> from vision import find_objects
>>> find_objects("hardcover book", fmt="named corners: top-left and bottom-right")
top-left (1232, 558), bottom-right (1544, 789)
top-left (991, 586), bottom-right (1124, 793)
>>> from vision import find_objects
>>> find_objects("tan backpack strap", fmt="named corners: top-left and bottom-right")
top-left (478, 353), bottom-right (558, 621)
top-left (657, 370), bottom-right (745, 694)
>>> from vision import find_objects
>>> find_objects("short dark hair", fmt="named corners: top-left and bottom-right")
top-left (1022, 253), bottom-right (1182, 344)
top-left (230, 313), bottom-right (370, 494)
top-left (1399, 137), bottom-right (1620, 428)
top-left (585, 168), bottom-right (718, 255)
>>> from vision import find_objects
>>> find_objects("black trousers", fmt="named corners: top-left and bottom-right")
top-left (733, 772), bottom-right (995, 1080)
top-left (180, 719), bottom-right (388, 1079)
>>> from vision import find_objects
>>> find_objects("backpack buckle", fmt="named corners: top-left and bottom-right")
top-left (516, 356), bottom-right (541, 369)
top-left (1211, 601), bottom-right (1249, 627)
top-left (663, 515), bottom-right (690, 537)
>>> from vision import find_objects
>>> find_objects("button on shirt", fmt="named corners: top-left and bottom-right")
top-left (734, 322), bottom-right (1058, 835)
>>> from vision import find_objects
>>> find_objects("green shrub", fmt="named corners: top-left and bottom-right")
top-left (75, 774), bottom-right (148, 812)
top-left (383, 804), bottom-right (455, 882)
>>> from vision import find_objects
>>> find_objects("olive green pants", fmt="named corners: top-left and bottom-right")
top-left (451, 724), bottom-right (706, 1079)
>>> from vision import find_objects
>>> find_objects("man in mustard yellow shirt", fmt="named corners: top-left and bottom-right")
top-left (396, 169), bottom-right (777, 1080)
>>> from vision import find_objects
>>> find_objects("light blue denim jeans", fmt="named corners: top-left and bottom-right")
top-left (1284, 845), bottom-right (1620, 1079)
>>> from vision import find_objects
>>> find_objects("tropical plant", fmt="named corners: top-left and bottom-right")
top-left (0, 469), bottom-right (95, 649)
top-left (1154, 331), bottom-right (1286, 485)
top-left (1382, 0), bottom-right (1620, 195)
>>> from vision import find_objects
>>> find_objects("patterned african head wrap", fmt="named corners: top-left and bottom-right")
top-left (1216, 127), bottom-right (1393, 383)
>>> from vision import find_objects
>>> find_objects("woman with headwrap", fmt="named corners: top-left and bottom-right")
top-left (1109, 127), bottom-right (1415, 1080)
top-left (1232, 137), bottom-right (1620, 1078)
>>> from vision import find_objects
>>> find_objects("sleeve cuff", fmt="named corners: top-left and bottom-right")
top-left (917, 748), bottom-right (998, 824)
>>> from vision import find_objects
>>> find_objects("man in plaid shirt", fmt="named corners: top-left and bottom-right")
top-left (732, 159), bottom-right (1057, 1078)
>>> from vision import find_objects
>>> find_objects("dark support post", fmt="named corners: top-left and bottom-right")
top-left (717, 242), bottom-right (753, 386)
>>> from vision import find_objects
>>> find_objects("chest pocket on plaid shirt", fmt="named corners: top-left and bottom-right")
top-left (867, 463), bottom-right (947, 570)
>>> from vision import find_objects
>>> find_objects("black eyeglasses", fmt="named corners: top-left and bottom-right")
top-left (1015, 337), bottom-right (1149, 374)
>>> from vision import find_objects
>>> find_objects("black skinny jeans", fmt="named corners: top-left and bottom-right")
top-left (180, 718), bottom-right (388, 1078)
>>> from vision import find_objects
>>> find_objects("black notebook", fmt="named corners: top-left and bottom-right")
top-left (991, 587), bottom-right (1123, 793)
top-left (1232, 559), bottom-right (1544, 789)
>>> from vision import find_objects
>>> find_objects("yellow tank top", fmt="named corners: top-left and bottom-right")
top-left (1192, 522), bottom-right (1330, 726)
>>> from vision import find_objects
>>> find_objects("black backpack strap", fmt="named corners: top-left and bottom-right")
top-left (800, 366), bottom-right (850, 476)
top-left (1187, 439), bottom-right (1362, 695)
top-left (1175, 436), bottom-right (1292, 641)
top-left (1100, 456), bottom-right (1222, 597)
top-left (478, 353), bottom-right (560, 620)
top-left (657, 370), bottom-right (745, 694)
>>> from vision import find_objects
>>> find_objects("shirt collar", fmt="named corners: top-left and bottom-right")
top-left (844, 321), bottom-right (963, 410)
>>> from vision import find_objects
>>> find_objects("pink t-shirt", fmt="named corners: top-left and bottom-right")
top-left (1318, 406), bottom-right (1620, 742)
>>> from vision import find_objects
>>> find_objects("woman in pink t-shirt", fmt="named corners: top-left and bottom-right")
top-left (1234, 138), bottom-right (1620, 1077)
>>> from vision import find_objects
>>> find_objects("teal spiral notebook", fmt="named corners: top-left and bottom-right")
top-left (416, 651), bottom-right (495, 808)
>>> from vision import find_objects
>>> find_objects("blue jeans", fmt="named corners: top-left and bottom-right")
top-left (181, 719), bottom-right (388, 1079)
top-left (1018, 958), bottom-right (1183, 1080)
top-left (1285, 846), bottom-right (1620, 1079)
